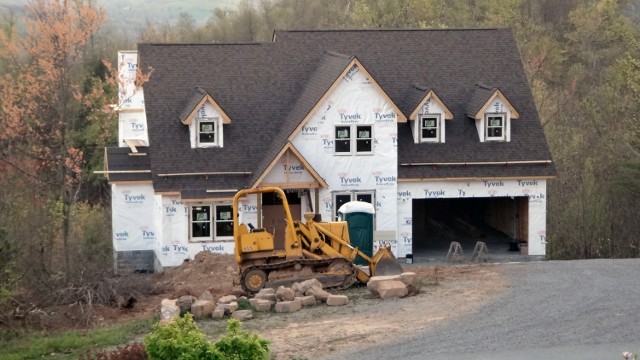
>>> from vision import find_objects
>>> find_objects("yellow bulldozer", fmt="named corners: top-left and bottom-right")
top-left (232, 187), bottom-right (404, 294)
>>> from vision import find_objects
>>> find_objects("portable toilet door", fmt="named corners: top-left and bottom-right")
top-left (337, 201), bottom-right (375, 265)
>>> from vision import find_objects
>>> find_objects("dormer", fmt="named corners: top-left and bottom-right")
top-left (408, 86), bottom-right (453, 144)
top-left (466, 84), bottom-right (519, 142)
top-left (179, 87), bottom-right (231, 148)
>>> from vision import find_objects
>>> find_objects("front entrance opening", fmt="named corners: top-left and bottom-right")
top-left (412, 197), bottom-right (529, 260)
top-left (262, 190), bottom-right (302, 250)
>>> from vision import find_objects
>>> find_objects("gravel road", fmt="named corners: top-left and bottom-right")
top-left (330, 259), bottom-right (640, 360)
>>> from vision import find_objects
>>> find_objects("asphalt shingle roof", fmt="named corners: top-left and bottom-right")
top-left (109, 28), bottom-right (554, 193)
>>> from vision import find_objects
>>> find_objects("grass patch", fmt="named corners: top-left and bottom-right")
top-left (0, 318), bottom-right (154, 360)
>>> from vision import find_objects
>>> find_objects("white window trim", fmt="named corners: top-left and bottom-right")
top-left (485, 113), bottom-right (506, 141)
top-left (189, 203), bottom-right (234, 242)
top-left (334, 124), bottom-right (374, 155)
top-left (194, 116), bottom-right (224, 148)
top-left (419, 114), bottom-right (441, 143)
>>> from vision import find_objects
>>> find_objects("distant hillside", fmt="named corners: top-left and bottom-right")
top-left (0, 0), bottom-right (237, 28)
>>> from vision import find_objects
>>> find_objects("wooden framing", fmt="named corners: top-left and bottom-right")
top-left (398, 175), bottom-right (556, 182)
top-left (287, 58), bottom-right (407, 142)
top-left (107, 180), bottom-right (153, 185)
top-left (409, 89), bottom-right (454, 121)
top-left (400, 160), bottom-right (552, 166)
top-left (182, 197), bottom-right (235, 203)
top-left (252, 142), bottom-right (329, 189)
top-left (473, 89), bottom-right (520, 120)
top-left (181, 93), bottom-right (232, 125)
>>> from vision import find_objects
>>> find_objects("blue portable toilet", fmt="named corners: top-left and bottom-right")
top-left (338, 201), bottom-right (375, 265)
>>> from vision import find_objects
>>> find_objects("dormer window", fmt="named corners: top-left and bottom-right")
top-left (420, 115), bottom-right (440, 142)
top-left (409, 88), bottom-right (453, 144)
top-left (197, 117), bottom-right (219, 146)
top-left (485, 114), bottom-right (505, 141)
top-left (179, 87), bottom-right (231, 149)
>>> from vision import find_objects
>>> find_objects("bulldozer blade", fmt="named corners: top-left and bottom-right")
top-left (371, 248), bottom-right (404, 277)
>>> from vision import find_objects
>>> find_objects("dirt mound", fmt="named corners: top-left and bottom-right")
top-left (154, 251), bottom-right (241, 300)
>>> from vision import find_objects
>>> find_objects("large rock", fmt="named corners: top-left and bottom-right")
top-left (275, 286), bottom-right (295, 302)
top-left (191, 300), bottom-right (215, 319)
top-left (231, 310), bottom-right (253, 321)
top-left (217, 295), bottom-right (237, 304)
top-left (367, 275), bottom-right (402, 296)
top-left (326, 295), bottom-right (349, 306)
top-left (255, 288), bottom-right (277, 302)
top-left (160, 299), bottom-right (180, 321)
top-left (275, 299), bottom-right (302, 313)
top-left (306, 286), bottom-right (331, 302)
top-left (222, 301), bottom-right (239, 314)
top-left (212, 306), bottom-right (225, 319)
top-left (293, 278), bottom-right (323, 294)
top-left (200, 291), bottom-right (214, 302)
top-left (296, 295), bottom-right (317, 307)
top-left (176, 295), bottom-right (197, 313)
top-left (400, 272), bottom-right (417, 286)
top-left (250, 299), bottom-right (273, 312)
top-left (377, 280), bottom-right (408, 299)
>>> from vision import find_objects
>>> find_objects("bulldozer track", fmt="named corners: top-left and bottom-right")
top-left (240, 257), bottom-right (358, 294)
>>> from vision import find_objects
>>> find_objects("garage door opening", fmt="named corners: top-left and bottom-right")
top-left (412, 197), bottom-right (529, 259)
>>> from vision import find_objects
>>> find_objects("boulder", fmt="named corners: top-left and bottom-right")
top-left (275, 286), bottom-right (295, 302)
top-left (274, 299), bottom-right (302, 313)
top-left (377, 280), bottom-right (408, 299)
top-left (222, 301), bottom-right (239, 314)
top-left (160, 299), bottom-right (180, 321)
top-left (326, 295), bottom-right (349, 306)
top-left (217, 295), bottom-right (237, 304)
top-left (296, 295), bottom-right (317, 307)
top-left (255, 288), bottom-right (277, 302)
top-left (251, 299), bottom-right (273, 312)
top-left (199, 291), bottom-right (214, 302)
top-left (212, 307), bottom-right (225, 319)
top-left (231, 310), bottom-right (253, 321)
top-left (400, 272), bottom-right (417, 286)
top-left (294, 278), bottom-right (323, 294)
top-left (367, 275), bottom-right (402, 296)
top-left (191, 300), bottom-right (215, 319)
top-left (176, 295), bottom-right (197, 313)
top-left (306, 286), bottom-right (331, 302)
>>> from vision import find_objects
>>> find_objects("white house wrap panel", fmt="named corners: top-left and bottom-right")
top-left (291, 65), bottom-right (399, 237)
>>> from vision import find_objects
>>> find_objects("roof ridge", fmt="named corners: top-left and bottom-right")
top-left (275, 27), bottom-right (507, 33)
top-left (324, 50), bottom-right (353, 60)
top-left (138, 42), bottom-right (266, 47)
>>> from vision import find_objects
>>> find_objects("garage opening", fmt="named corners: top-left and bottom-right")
top-left (412, 197), bottom-right (529, 259)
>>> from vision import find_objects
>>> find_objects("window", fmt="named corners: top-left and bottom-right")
top-left (190, 204), bottom-right (233, 241)
top-left (420, 116), bottom-right (440, 142)
top-left (356, 126), bottom-right (372, 153)
top-left (335, 125), bottom-right (373, 154)
top-left (335, 126), bottom-right (351, 153)
top-left (197, 117), bottom-right (219, 146)
top-left (485, 114), bottom-right (505, 141)
top-left (333, 191), bottom-right (375, 221)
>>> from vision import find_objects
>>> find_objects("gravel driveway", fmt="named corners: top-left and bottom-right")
top-left (331, 259), bottom-right (640, 360)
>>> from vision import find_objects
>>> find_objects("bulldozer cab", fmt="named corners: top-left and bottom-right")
top-left (232, 187), bottom-right (303, 265)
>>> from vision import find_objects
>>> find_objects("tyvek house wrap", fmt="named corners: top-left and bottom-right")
top-left (291, 65), bottom-right (399, 252)
top-left (396, 179), bottom-right (548, 256)
top-left (111, 183), bottom-right (157, 251)
top-left (117, 51), bottom-right (148, 147)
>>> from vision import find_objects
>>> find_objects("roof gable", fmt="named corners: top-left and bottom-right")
top-left (408, 87), bottom-right (453, 120)
top-left (466, 84), bottom-right (520, 120)
top-left (252, 143), bottom-right (328, 189)
top-left (287, 56), bottom-right (407, 142)
top-left (179, 87), bottom-right (232, 125)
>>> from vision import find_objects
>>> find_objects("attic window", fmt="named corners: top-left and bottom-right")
top-left (485, 114), bottom-right (506, 141)
top-left (197, 117), bottom-right (219, 146)
top-left (420, 115), bottom-right (440, 142)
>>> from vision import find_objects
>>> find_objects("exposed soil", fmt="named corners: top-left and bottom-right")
top-left (2, 252), bottom-right (507, 359)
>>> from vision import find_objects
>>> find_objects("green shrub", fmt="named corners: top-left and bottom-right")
top-left (214, 319), bottom-right (270, 360)
top-left (144, 315), bottom-right (270, 360)
top-left (144, 314), bottom-right (222, 360)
